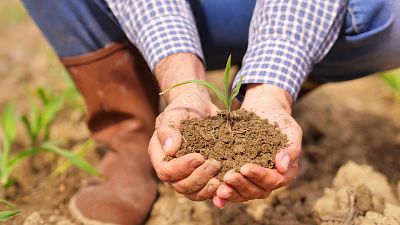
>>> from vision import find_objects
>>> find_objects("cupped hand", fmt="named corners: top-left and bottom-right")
top-left (150, 53), bottom-right (224, 201)
top-left (213, 84), bottom-right (302, 208)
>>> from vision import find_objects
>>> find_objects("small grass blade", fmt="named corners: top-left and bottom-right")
top-left (0, 199), bottom-right (21, 222)
top-left (41, 143), bottom-right (100, 176)
top-left (381, 72), bottom-right (400, 93)
top-left (159, 80), bottom-right (228, 109)
top-left (50, 139), bottom-right (94, 177)
top-left (0, 199), bottom-right (15, 209)
top-left (7, 147), bottom-right (41, 172)
top-left (0, 210), bottom-right (21, 221)
top-left (224, 55), bottom-right (232, 99)
top-left (1, 102), bottom-right (17, 149)
top-left (36, 88), bottom-right (49, 105)
top-left (228, 75), bottom-right (243, 111)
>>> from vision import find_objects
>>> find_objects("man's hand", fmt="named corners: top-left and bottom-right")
top-left (149, 53), bottom-right (222, 201)
top-left (213, 84), bottom-right (302, 208)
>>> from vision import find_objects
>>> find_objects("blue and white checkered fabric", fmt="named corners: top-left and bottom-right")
top-left (106, 0), bottom-right (347, 100)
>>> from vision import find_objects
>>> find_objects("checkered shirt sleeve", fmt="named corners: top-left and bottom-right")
top-left (105, 0), bottom-right (204, 70)
top-left (106, 0), bottom-right (347, 100)
top-left (234, 0), bottom-right (348, 100)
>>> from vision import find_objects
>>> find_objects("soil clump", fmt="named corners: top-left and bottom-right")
top-left (167, 109), bottom-right (289, 179)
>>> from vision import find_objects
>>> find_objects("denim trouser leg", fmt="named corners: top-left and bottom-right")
top-left (22, 0), bottom-right (400, 81)
top-left (21, 0), bottom-right (127, 58)
top-left (311, 0), bottom-right (400, 82)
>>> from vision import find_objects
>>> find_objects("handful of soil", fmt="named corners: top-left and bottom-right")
top-left (166, 109), bottom-right (289, 180)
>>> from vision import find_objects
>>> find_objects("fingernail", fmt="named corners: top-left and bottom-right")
top-left (163, 137), bottom-right (173, 153)
top-left (281, 154), bottom-right (291, 172)
top-left (240, 166), bottom-right (251, 176)
top-left (204, 160), bottom-right (220, 176)
top-left (213, 196), bottom-right (227, 209)
top-left (223, 170), bottom-right (235, 181)
top-left (190, 159), bottom-right (203, 168)
top-left (221, 188), bottom-right (232, 199)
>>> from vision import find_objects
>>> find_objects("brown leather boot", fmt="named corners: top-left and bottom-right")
top-left (61, 42), bottom-right (159, 225)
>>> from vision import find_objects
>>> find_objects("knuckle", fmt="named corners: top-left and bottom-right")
top-left (184, 193), bottom-right (205, 201)
top-left (184, 194), bottom-right (197, 201)
top-left (188, 175), bottom-right (204, 189)
top-left (193, 191), bottom-right (212, 201)
top-left (156, 170), bottom-right (171, 182)
top-left (175, 163), bottom-right (190, 177)
top-left (170, 182), bottom-right (190, 194)
top-left (155, 114), bottom-right (163, 129)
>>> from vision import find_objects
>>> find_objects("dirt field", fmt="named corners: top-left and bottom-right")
top-left (0, 1), bottom-right (399, 225)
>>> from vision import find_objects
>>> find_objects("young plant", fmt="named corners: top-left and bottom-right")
top-left (0, 101), bottom-right (99, 187)
top-left (22, 87), bottom-right (65, 145)
top-left (0, 199), bottom-right (21, 222)
top-left (0, 102), bottom-right (18, 186)
top-left (159, 55), bottom-right (243, 126)
top-left (380, 69), bottom-right (400, 99)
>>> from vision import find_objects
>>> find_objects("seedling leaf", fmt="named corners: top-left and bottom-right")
top-left (0, 210), bottom-right (21, 221)
top-left (159, 80), bottom-right (228, 109)
top-left (7, 148), bottom-right (41, 173)
top-left (36, 88), bottom-right (48, 105)
top-left (1, 102), bottom-right (17, 148)
top-left (51, 139), bottom-right (94, 177)
top-left (381, 72), bottom-right (400, 93)
top-left (21, 115), bottom-right (34, 143)
top-left (224, 55), bottom-right (232, 99)
top-left (228, 75), bottom-right (243, 111)
top-left (0, 199), bottom-right (21, 222)
top-left (0, 199), bottom-right (15, 209)
top-left (42, 143), bottom-right (100, 176)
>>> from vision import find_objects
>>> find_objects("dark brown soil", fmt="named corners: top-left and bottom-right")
top-left (167, 109), bottom-right (288, 180)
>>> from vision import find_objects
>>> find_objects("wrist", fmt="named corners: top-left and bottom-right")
top-left (155, 53), bottom-right (209, 102)
top-left (244, 84), bottom-right (293, 113)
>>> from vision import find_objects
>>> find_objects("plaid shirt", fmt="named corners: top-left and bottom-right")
top-left (106, 0), bottom-right (347, 100)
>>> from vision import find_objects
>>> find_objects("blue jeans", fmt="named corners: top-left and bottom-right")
top-left (22, 0), bottom-right (400, 82)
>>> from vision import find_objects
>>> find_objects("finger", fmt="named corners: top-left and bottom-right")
top-left (240, 162), bottom-right (297, 192)
top-left (148, 132), bottom-right (205, 182)
top-left (275, 121), bottom-right (302, 174)
top-left (216, 183), bottom-right (245, 202)
top-left (157, 110), bottom-right (185, 156)
top-left (170, 159), bottom-right (221, 194)
top-left (223, 170), bottom-right (266, 199)
top-left (213, 196), bottom-right (228, 209)
top-left (184, 178), bottom-right (221, 201)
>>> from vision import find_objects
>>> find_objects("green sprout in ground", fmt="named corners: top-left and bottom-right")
top-left (0, 98), bottom-right (98, 188)
top-left (0, 198), bottom-right (21, 222)
top-left (159, 55), bottom-right (242, 128)
top-left (380, 69), bottom-right (400, 100)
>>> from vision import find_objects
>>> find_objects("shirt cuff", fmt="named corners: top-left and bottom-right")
top-left (234, 38), bottom-right (313, 101)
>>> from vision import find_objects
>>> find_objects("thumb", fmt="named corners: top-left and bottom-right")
top-left (274, 120), bottom-right (302, 174)
top-left (157, 111), bottom-right (183, 157)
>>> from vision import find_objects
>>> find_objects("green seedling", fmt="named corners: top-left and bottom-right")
top-left (380, 69), bottom-right (400, 99)
top-left (159, 55), bottom-right (242, 127)
top-left (0, 199), bottom-right (21, 222)
top-left (50, 139), bottom-right (94, 177)
top-left (0, 101), bottom-right (99, 187)
top-left (0, 102), bottom-right (18, 186)
top-left (22, 87), bottom-right (65, 145)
